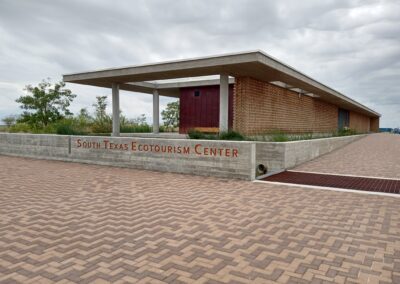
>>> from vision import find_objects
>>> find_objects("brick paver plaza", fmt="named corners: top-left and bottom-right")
top-left (295, 133), bottom-right (400, 179)
top-left (1, 134), bottom-right (400, 283)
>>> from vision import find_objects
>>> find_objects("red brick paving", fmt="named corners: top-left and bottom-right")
top-left (264, 171), bottom-right (400, 194)
top-left (0, 155), bottom-right (400, 283)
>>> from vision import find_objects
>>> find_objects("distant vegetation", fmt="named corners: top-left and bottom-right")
top-left (16, 79), bottom-right (76, 127)
top-left (1, 79), bottom-right (180, 135)
top-left (161, 101), bottom-right (179, 131)
top-left (187, 130), bottom-right (245, 141)
top-left (259, 128), bottom-right (359, 142)
top-left (188, 128), bottom-right (362, 142)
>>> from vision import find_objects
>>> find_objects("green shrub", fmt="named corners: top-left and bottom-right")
top-left (40, 124), bottom-right (57, 134)
top-left (91, 120), bottom-right (112, 133)
top-left (302, 133), bottom-right (313, 140)
top-left (158, 125), bottom-right (166, 133)
top-left (188, 129), bottom-right (206, 139)
top-left (218, 131), bottom-right (245, 141)
top-left (336, 128), bottom-right (357, 136)
top-left (55, 124), bottom-right (75, 135)
top-left (188, 130), bottom-right (246, 140)
top-left (55, 124), bottom-right (79, 135)
top-left (293, 133), bottom-right (313, 141)
top-left (120, 124), bottom-right (152, 133)
top-left (272, 135), bottom-right (289, 142)
top-left (269, 130), bottom-right (289, 142)
top-left (53, 119), bottom-right (87, 135)
top-left (262, 130), bottom-right (315, 142)
top-left (8, 123), bottom-right (32, 133)
top-left (187, 129), bottom-right (217, 140)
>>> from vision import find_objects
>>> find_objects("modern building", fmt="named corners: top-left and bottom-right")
top-left (63, 50), bottom-right (380, 136)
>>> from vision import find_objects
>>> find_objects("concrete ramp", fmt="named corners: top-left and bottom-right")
top-left (294, 133), bottom-right (400, 179)
top-left (261, 133), bottom-right (400, 195)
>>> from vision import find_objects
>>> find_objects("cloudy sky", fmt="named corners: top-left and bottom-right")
top-left (0, 0), bottom-right (399, 127)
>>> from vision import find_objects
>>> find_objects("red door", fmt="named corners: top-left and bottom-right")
top-left (179, 85), bottom-right (233, 133)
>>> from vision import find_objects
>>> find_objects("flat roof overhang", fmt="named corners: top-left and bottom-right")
top-left (63, 50), bottom-right (380, 118)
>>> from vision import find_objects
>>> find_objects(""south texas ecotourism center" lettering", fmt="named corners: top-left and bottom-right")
top-left (76, 139), bottom-right (239, 158)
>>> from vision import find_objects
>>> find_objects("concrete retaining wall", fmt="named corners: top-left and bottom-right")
top-left (256, 134), bottom-right (366, 173)
top-left (0, 133), bottom-right (366, 180)
top-left (0, 133), bottom-right (255, 180)
top-left (0, 133), bottom-right (70, 158)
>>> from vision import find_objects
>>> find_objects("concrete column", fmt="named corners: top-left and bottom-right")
top-left (112, 83), bottom-right (120, 137)
top-left (219, 74), bottom-right (229, 133)
top-left (153, 89), bottom-right (159, 133)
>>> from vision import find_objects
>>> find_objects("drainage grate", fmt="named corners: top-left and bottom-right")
top-left (263, 171), bottom-right (400, 194)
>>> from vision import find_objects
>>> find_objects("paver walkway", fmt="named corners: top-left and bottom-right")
top-left (294, 133), bottom-right (400, 179)
top-left (0, 155), bottom-right (399, 283)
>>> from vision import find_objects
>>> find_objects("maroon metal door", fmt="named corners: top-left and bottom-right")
top-left (179, 85), bottom-right (233, 133)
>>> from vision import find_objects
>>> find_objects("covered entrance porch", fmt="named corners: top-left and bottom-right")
top-left (108, 75), bottom-right (234, 137)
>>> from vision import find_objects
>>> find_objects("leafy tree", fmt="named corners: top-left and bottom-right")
top-left (16, 79), bottom-right (76, 127)
top-left (75, 108), bottom-right (92, 128)
top-left (161, 101), bottom-right (179, 129)
top-left (131, 114), bottom-right (147, 125)
top-left (92, 96), bottom-right (109, 121)
top-left (78, 108), bottom-right (92, 120)
top-left (2, 115), bottom-right (16, 127)
top-left (91, 96), bottom-right (112, 133)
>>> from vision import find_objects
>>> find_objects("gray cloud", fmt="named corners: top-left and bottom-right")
top-left (0, 0), bottom-right (399, 126)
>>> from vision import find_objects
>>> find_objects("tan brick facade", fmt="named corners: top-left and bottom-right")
top-left (370, 117), bottom-right (380, 132)
top-left (349, 111), bottom-right (370, 133)
top-left (232, 77), bottom-right (379, 135)
top-left (233, 77), bottom-right (339, 135)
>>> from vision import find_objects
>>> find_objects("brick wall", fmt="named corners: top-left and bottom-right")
top-left (233, 77), bottom-right (339, 135)
top-left (349, 111), bottom-right (370, 133)
top-left (370, 117), bottom-right (380, 132)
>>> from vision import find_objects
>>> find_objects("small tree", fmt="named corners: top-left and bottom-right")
top-left (131, 114), bottom-right (147, 125)
top-left (91, 96), bottom-right (112, 133)
top-left (77, 108), bottom-right (92, 121)
top-left (75, 108), bottom-right (92, 128)
top-left (92, 96), bottom-right (108, 121)
top-left (16, 79), bottom-right (76, 127)
top-left (161, 101), bottom-right (179, 129)
top-left (2, 115), bottom-right (16, 127)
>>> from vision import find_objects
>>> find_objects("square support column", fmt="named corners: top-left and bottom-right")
top-left (219, 74), bottom-right (229, 133)
top-left (153, 89), bottom-right (159, 133)
top-left (112, 83), bottom-right (120, 137)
